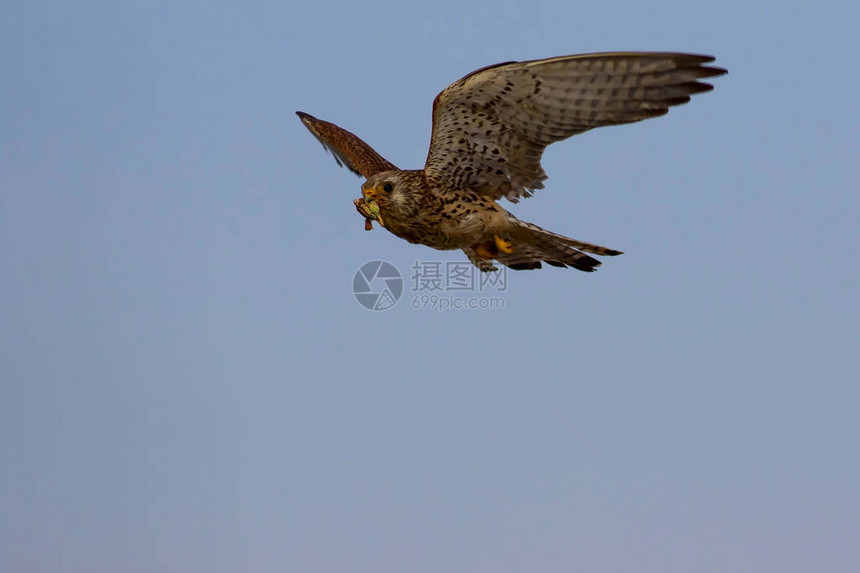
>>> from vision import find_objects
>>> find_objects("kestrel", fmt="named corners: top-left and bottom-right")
top-left (298, 52), bottom-right (726, 271)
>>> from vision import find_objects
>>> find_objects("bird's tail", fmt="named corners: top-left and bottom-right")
top-left (500, 220), bottom-right (623, 272)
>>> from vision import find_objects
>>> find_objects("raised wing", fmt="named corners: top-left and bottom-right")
top-left (296, 111), bottom-right (397, 178)
top-left (423, 52), bottom-right (726, 201)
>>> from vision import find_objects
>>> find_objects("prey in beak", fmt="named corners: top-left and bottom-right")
top-left (354, 197), bottom-right (384, 230)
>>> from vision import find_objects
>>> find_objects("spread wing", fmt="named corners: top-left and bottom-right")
top-left (423, 52), bottom-right (727, 202)
top-left (296, 111), bottom-right (397, 178)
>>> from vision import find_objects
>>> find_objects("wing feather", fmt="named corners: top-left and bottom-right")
top-left (296, 111), bottom-right (397, 178)
top-left (423, 52), bottom-right (726, 201)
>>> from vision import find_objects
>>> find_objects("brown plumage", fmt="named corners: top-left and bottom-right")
top-left (298, 52), bottom-right (726, 272)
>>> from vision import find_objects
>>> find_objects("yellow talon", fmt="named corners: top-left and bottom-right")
top-left (474, 244), bottom-right (496, 259)
top-left (494, 234), bottom-right (514, 254)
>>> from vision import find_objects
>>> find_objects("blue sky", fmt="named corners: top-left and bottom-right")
top-left (2, 1), bottom-right (858, 571)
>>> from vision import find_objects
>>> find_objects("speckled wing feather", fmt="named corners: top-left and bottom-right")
top-left (423, 52), bottom-right (726, 202)
top-left (296, 111), bottom-right (397, 178)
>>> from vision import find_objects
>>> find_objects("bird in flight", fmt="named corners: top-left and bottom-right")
top-left (298, 52), bottom-right (726, 272)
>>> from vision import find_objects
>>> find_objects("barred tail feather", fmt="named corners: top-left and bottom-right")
top-left (499, 220), bottom-right (623, 272)
top-left (514, 220), bottom-right (623, 257)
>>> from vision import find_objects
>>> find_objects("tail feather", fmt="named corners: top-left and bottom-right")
top-left (498, 220), bottom-right (622, 272)
top-left (514, 220), bottom-right (623, 257)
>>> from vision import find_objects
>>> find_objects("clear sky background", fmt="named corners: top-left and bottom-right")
top-left (2, 1), bottom-right (858, 571)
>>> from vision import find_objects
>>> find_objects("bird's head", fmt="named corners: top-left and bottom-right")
top-left (360, 170), bottom-right (422, 222)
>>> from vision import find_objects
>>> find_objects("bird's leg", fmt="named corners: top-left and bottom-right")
top-left (472, 240), bottom-right (498, 259)
top-left (494, 234), bottom-right (514, 254)
top-left (474, 235), bottom-right (514, 258)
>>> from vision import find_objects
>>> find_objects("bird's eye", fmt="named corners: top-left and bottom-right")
top-left (382, 182), bottom-right (394, 193)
